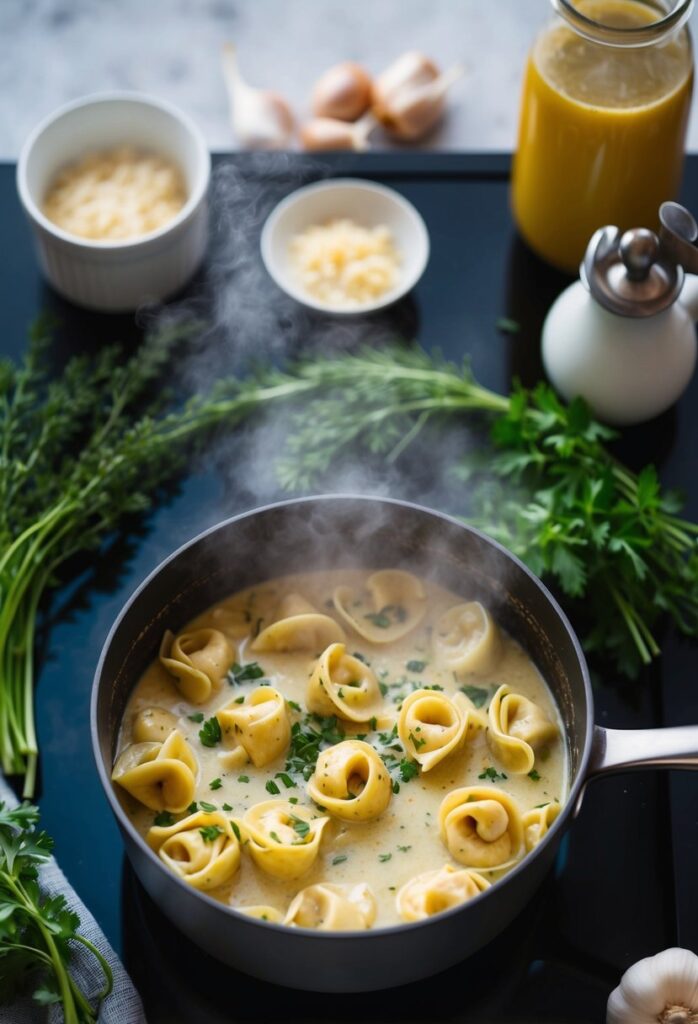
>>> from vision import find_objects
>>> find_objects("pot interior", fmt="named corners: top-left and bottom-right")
top-left (95, 496), bottom-right (592, 803)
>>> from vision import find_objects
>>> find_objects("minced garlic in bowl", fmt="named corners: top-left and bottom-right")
top-left (42, 145), bottom-right (187, 241)
top-left (289, 218), bottom-right (401, 309)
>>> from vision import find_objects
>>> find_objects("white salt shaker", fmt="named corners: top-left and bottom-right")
top-left (542, 202), bottom-right (698, 424)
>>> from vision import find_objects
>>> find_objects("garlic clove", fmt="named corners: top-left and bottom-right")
top-left (311, 61), bottom-right (373, 122)
top-left (221, 43), bottom-right (294, 150)
top-left (607, 947), bottom-right (698, 1024)
top-left (300, 114), bottom-right (375, 152)
top-left (372, 51), bottom-right (464, 141)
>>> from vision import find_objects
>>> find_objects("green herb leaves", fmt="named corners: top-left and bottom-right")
top-left (199, 824), bottom-right (223, 842)
top-left (460, 684), bottom-right (490, 708)
top-left (228, 662), bottom-right (265, 685)
top-left (478, 766), bottom-right (508, 782)
top-left (199, 717), bottom-right (222, 748)
top-left (285, 714), bottom-right (345, 781)
top-left (0, 801), bottom-right (113, 1021)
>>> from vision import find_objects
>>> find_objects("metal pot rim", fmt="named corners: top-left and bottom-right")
top-left (90, 493), bottom-right (594, 941)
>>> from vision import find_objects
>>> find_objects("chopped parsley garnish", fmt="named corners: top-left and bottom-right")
top-left (153, 811), bottom-right (174, 827)
top-left (275, 772), bottom-right (296, 789)
top-left (365, 611), bottom-right (391, 628)
top-left (289, 796), bottom-right (299, 804)
top-left (479, 766), bottom-right (508, 782)
top-left (200, 801), bottom-right (217, 812)
top-left (392, 780), bottom-right (400, 794)
top-left (528, 769), bottom-right (542, 781)
top-left (332, 854), bottom-right (348, 866)
top-left (353, 652), bottom-right (369, 664)
top-left (187, 802), bottom-right (199, 814)
top-left (231, 820), bottom-right (241, 841)
top-left (290, 816), bottom-right (310, 840)
top-left (265, 780), bottom-right (281, 795)
top-left (285, 714), bottom-right (345, 781)
top-left (228, 661), bottom-right (265, 685)
top-left (397, 845), bottom-right (412, 853)
top-left (222, 803), bottom-right (233, 812)
top-left (234, 696), bottom-right (245, 704)
top-left (378, 852), bottom-right (392, 863)
top-left (460, 685), bottom-right (490, 708)
top-left (270, 831), bottom-right (282, 843)
top-left (209, 778), bottom-right (222, 790)
top-left (406, 659), bottom-right (427, 673)
top-left (409, 730), bottom-right (426, 751)
top-left (287, 700), bottom-right (302, 712)
top-left (369, 716), bottom-right (378, 731)
top-left (534, 802), bottom-right (550, 809)
top-left (187, 712), bottom-right (204, 723)
top-left (398, 759), bottom-right (419, 783)
top-left (199, 716), bottom-right (222, 747)
top-left (238, 775), bottom-right (250, 783)
top-left (199, 825), bottom-right (223, 842)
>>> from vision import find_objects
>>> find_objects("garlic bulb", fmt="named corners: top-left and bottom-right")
top-left (372, 51), bottom-right (463, 141)
top-left (607, 948), bottom-right (698, 1024)
top-left (221, 43), bottom-right (294, 150)
top-left (312, 61), bottom-right (373, 121)
top-left (300, 115), bottom-right (375, 152)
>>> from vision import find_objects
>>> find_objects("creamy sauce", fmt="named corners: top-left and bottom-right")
top-left (116, 570), bottom-right (568, 928)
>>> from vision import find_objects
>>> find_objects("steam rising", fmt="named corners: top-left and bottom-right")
top-left (153, 154), bottom-right (507, 599)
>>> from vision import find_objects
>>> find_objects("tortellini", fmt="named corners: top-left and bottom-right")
top-left (439, 786), bottom-right (523, 869)
top-left (398, 688), bottom-right (484, 772)
top-left (333, 570), bottom-right (426, 644)
top-left (307, 643), bottom-right (383, 723)
top-left (396, 864), bottom-right (490, 922)
top-left (306, 740), bottom-right (392, 822)
top-left (112, 729), bottom-right (198, 812)
top-left (252, 593), bottom-right (345, 653)
top-left (216, 686), bottom-right (290, 768)
top-left (132, 706), bottom-right (178, 743)
top-left (522, 802), bottom-right (561, 852)
top-left (487, 685), bottom-right (558, 774)
top-left (284, 882), bottom-right (376, 930)
top-left (432, 601), bottom-right (500, 676)
top-left (147, 810), bottom-right (240, 891)
top-left (240, 800), bottom-right (329, 879)
top-left (159, 627), bottom-right (235, 703)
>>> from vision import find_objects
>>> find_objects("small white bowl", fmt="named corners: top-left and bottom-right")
top-left (260, 178), bottom-right (430, 315)
top-left (17, 93), bottom-right (210, 313)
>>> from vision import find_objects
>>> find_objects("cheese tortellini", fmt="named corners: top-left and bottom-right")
top-left (397, 864), bottom-right (490, 922)
top-left (252, 593), bottom-right (345, 653)
top-left (240, 800), bottom-right (329, 879)
top-left (216, 686), bottom-right (290, 768)
top-left (433, 601), bottom-right (500, 676)
top-left (112, 729), bottom-right (198, 812)
top-left (147, 810), bottom-right (241, 891)
top-left (284, 882), bottom-right (376, 930)
top-left (307, 643), bottom-right (383, 723)
top-left (159, 627), bottom-right (234, 703)
top-left (487, 685), bottom-right (558, 774)
top-left (398, 688), bottom-right (484, 772)
top-left (522, 802), bottom-right (561, 852)
top-left (239, 905), bottom-right (284, 923)
top-left (132, 706), bottom-right (178, 743)
top-left (439, 786), bottom-right (523, 869)
top-left (307, 740), bottom-right (392, 821)
top-left (333, 570), bottom-right (426, 644)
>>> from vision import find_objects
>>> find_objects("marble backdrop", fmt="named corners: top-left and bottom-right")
top-left (2, 0), bottom-right (698, 157)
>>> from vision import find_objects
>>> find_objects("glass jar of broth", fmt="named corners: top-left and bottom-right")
top-left (512, 0), bottom-right (694, 273)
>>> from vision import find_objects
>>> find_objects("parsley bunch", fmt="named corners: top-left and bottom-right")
top-left (272, 345), bottom-right (698, 678)
top-left (0, 802), bottom-right (112, 1022)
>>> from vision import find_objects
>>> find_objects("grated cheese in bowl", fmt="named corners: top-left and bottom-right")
top-left (42, 145), bottom-right (187, 242)
top-left (289, 218), bottom-right (401, 309)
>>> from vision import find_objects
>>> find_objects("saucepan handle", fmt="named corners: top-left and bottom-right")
top-left (573, 724), bottom-right (698, 817)
top-left (588, 723), bottom-right (698, 777)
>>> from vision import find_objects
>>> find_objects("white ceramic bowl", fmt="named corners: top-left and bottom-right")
top-left (17, 93), bottom-right (211, 313)
top-left (260, 178), bottom-right (430, 315)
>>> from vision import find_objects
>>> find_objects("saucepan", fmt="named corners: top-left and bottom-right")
top-left (91, 495), bottom-right (698, 992)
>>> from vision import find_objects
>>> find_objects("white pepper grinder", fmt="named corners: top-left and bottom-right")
top-left (542, 201), bottom-right (698, 424)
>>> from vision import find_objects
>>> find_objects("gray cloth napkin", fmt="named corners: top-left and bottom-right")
top-left (0, 774), bottom-right (147, 1024)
